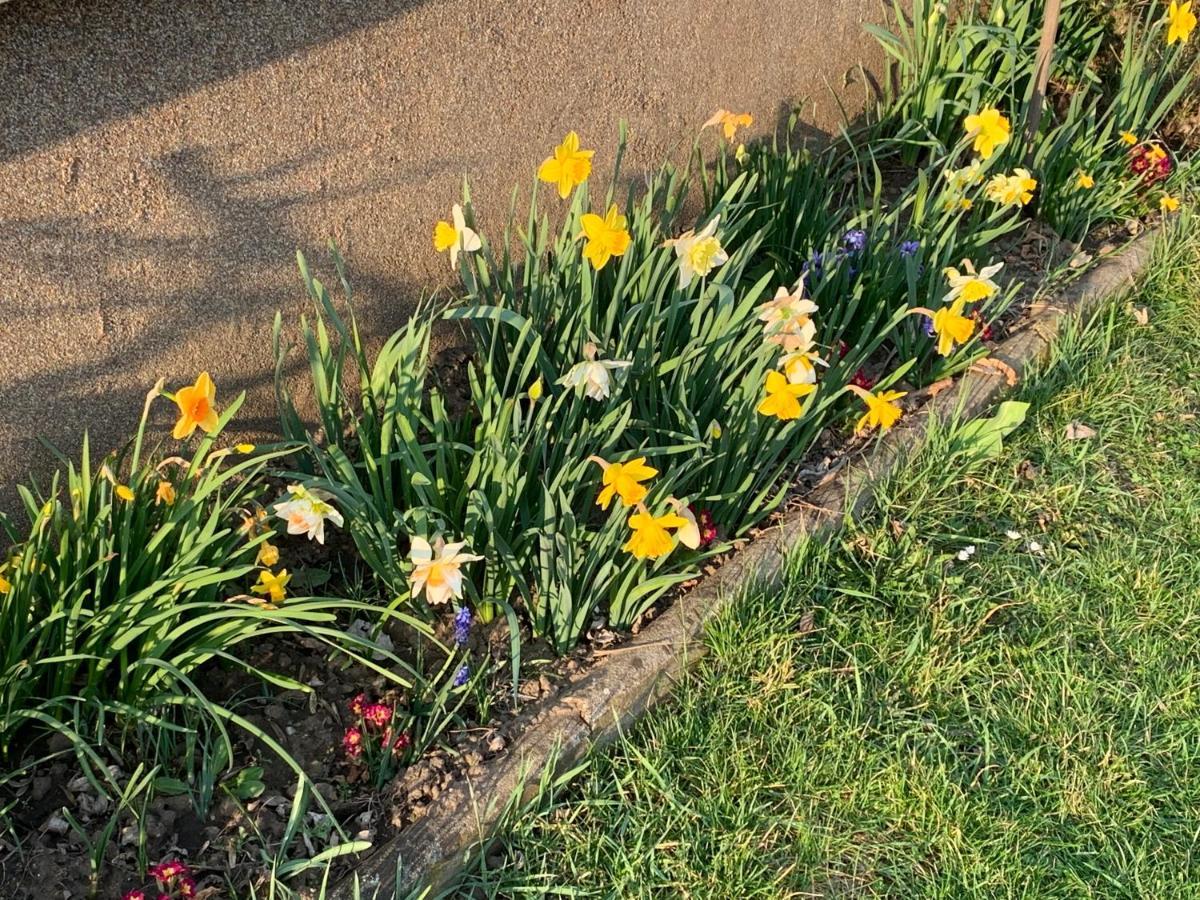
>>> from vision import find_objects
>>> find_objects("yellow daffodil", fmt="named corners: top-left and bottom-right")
top-left (735, 143), bottom-right (748, 164)
top-left (0, 566), bottom-right (10, 595)
top-left (408, 535), bottom-right (483, 606)
top-left (943, 259), bottom-right (1004, 304)
top-left (1075, 171), bottom-right (1095, 190)
top-left (703, 109), bottom-right (753, 141)
top-left (908, 299), bottom-right (976, 357)
top-left (984, 168), bottom-right (1037, 207)
top-left (757, 370), bottom-right (816, 421)
top-left (1161, 194), bottom-right (1181, 212)
top-left (433, 203), bottom-right (482, 270)
top-left (115, 484), bottom-right (135, 502)
top-left (256, 540), bottom-right (280, 567)
top-left (235, 443), bottom-right (256, 454)
top-left (172, 372), bottom-right (220, 440)
top-left (944, 160), bottom-right (985, 192)
top-left (758, 284), bottom-right (819, 352)
top-left (1167, 0), bottom-right (1197, 44)
top-left (578, 204), bottom-right (632, 270)
top-left (589, 456), bottom-right (658, 510)
top-left (848, 384), bottom-right (907, 434)
top-left (1121, 131), bottom-right (1138, 145)
top-left (963, 107), bottom-right (1010, 159)
top-left (663, 216), bottom-right (728, 288)
top-left (623, 505), bottom-right (689, 560)
top-left (528, 377), bottom-right (544, 402)
top-left (666, 497), bottom-right (701, 550)
top-left (155, 481), bottom-right (176, 506)
top-left (252, 568), bottom-right (292, 606)
top-left (537, 131), bottom-right (594, 199)
top-left (558, 341), bottom-right (632, 401)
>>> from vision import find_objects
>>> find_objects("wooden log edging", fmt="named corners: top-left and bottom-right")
top-left (337, 228), bottom-right (1160, 899)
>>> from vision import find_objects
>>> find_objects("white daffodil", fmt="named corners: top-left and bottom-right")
top-left (666, 497), bottom-right (701, 550)
top-left (558, 341), bottom-right (632, 401)
top-left (408, 535), bottom-right (483, 606)
top-left (273, 484), bottom-right (344, 544)
top-left (433, 203), bottom-right (482, 270)
top-left (942, 259), bottom-right (1004, 304)
top-left (663, 216), bottom-right (728, 289)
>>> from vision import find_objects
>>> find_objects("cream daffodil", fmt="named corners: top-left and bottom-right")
top-left (984, 168), bottom-right (1037, 207)
top-left (558, 341), bottom-right (632, 401)
top-left (588, 456), bottom-right (657, 510)
top-left (408, 535), bottom-right (482, 606)
top-left (663, 217), bottom-right (728, 288)
top-left (779, 347), bottom-right (828, 385)
top-left (273, 484), bottom-right (344, 545)
top-left (433, 203), bottom-right (482, 270)
top-left (666, 497), bottom-right (701, 550)
top-left (942, 259), bottom-right (1003, 304)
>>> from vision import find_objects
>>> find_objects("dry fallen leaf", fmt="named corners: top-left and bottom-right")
top-left (1068, 250), bottom-right (1093, 269)
top-left (1065, 421), bottom-right (1097, 440)
top-left (971, 357), bottom-right (1019, 386)
top-left (1131, 305), bottom-right (1150, 325)
top-left (926, 377), bottom-right (955, 398)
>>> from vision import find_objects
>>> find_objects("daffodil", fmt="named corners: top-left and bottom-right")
top-left (735, 143), bottom-right (748, 164)
top-left (433, 203), bottom-right (482, 270)
top-left (663, 217), bottom-right (728, 288)
top-left (588, 456), bottom-right (658, 510)
top-left (757, 370), bottom-right (816, 421)
top-left (779, 348), bottom-right (828, 384)
top-left (703, 109), bottom-right (753, 140)
top-left (0, 566), bottom-right (10, 595)
top-left (1075, 171), bottom-right (1095, 190)
top-left (116, 484), bottom-right (135, 502)
top-left (666, 497), bottom-right (701, 550)
top-left (528, 377), bottom-right (544, 402)
top-left (558, 341), bottom-right (632, 401)
top-left (1161, 194), bottom-right (1181, 212)
top-left (848, 384), bottom-right (907, 433)
top-left (578, 204), bottom-right (631, 270)
top-left (984, 168), bottom-right (1037, 207)
top-left (907, 299), bottom-right (975, 356)
top-left (537, 131), bottom-right (594, 199)
top-left (963, 107), bottom-right (1010, 159)
top-left (172, 372), bottom-right (220, 440)
top-left (943, 259), bottom-right (1004, 304)
top-left (1167, 0), bottom-right (1197, 44)
top-left (706, 420), bottom-right (723, 440)
top-left (273, 484), bottom-right (344, 544)
top-left (408, 535), bottom-right (482, 606)
top-left (623, 505), bottom-right (689, 560)
top-left (758, 284), bottom-right (819, 352)
top-left (256, 540), bottom-right (280, 567)
top-left (252, 568), bottom-right (291, 606)
top-left (1121, 131), bottom-right (1138, 145)
top-left (944, 160), bottom-right (985, 192)
top-left (155, 481), bottom-right (176, 506)
top-left (235, 443), bottom-right (256, 454)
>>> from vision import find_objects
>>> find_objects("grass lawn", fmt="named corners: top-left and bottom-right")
top-left (445, 222), bottom-right (1200, 899)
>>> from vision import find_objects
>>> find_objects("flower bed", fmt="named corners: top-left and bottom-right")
top-left (0, 0), bottom-right (1195, 896)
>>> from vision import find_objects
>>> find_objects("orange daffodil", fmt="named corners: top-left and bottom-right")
top-left (1167, 1), bottom-right (1197, 44)
top-left (172, 371), bottom-right (219, 440)
top-left (703, 109), bottom-right (753, 141)
top-left (433, 203), bottom-right (481, 270)
top-left (408, 535), bottom-right (482, 606)
top-left (273, 484), bottom-right (344, 545)
top-left (663, 217), bottom-right (728, 288)
top-left (559, 341), bottom-right (631, 401)
top-left (578, 204), bottom-right (631, 270)
top-left (589, 456), bottom-right (657, 509)
top-left (963, 107), bottom-right (1011, 159)
top-left (538, 131), bottom-right (594, 199)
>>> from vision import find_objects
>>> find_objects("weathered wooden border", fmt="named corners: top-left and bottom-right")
top-left (337, 228), bottom-right (1160, 899)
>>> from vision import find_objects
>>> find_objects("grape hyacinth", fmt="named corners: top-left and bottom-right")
top-left (899, 239), bottom-right (921, 258)
top-left (453, 605), bottom-right (472, 647)
top-left (453, 664), bottom-right (471, 687)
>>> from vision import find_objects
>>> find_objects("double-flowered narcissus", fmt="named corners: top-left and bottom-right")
top-left (757, 370), bottom-right (816, 421)
top-left (963, 107), bottom-right (1010, 159)
top-left (663, 216), bottom-right (728, 288)
top-left (624, 506), bottom-right (690, 560)
top-left (409, 535), bottom-right (483, 606)
top-left (172, 371), bottom-right (220, 439)
top-left (433, 203), bottom-right (481, 270)
top-left (1167, 1), bottom-right (1196, 44)
top-left (538, 131), bottom-right (594, 199)
top-left (589, 456), bottom-right (657, 509)
top-left (578, 204), bottom-right (632, 270)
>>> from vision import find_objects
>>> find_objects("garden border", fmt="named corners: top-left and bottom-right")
top-left (336, 227), bottom-right (1161, 899)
